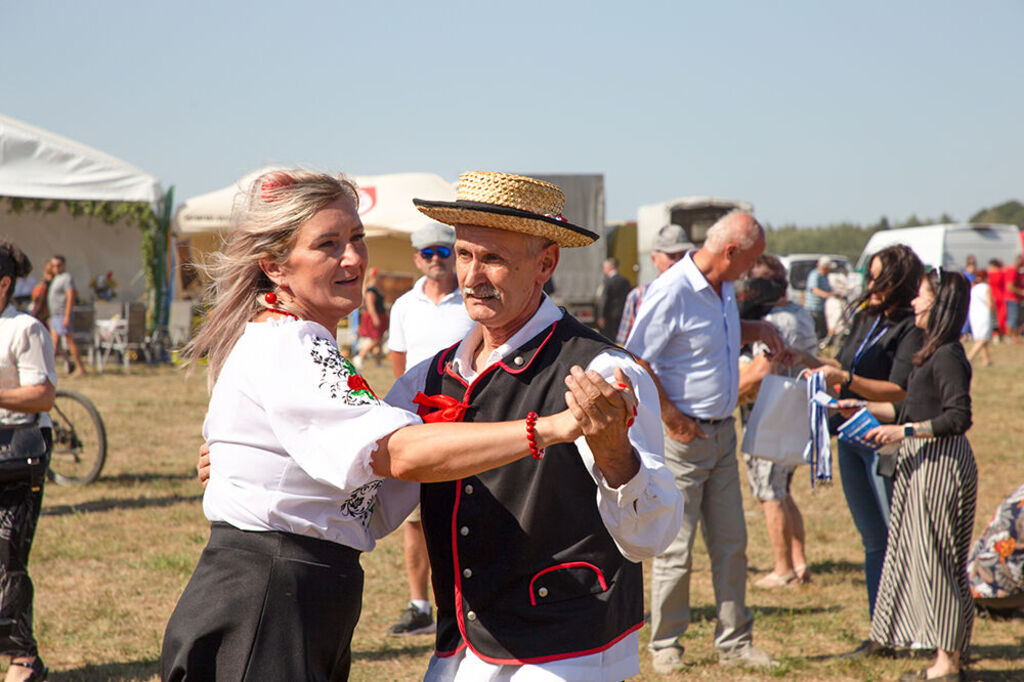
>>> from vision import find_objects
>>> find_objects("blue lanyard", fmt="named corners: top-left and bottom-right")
top-left (851, 316), bottom-right (888, 370)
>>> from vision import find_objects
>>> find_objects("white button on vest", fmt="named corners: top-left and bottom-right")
top-left (463, 568), bottom-right (472, 578)
top-left (513, 356), bottom-right (524, 366)
top-left (538, 587), bottom-right (548, 598)
top-left (466, 611), bottom-right (477, 621)
top-left (464, 484), bottom-right (474, 495)
top-left (460, 526), bottom-right (469, 536)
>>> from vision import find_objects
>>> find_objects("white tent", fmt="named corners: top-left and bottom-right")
top-left (0, 113), bottom-right (163, 302)
top-left (173, 169), bottom-right (456, 293)
top-left (174, 168), bottom-right (454, 238)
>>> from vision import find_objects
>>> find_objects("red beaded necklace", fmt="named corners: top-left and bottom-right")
top-left (265, 307), bottom-right (298, 320)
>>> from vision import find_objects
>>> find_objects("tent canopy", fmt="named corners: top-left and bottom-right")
top-left (173, 168), bottom-right (455, 238)
top-left (0, 113), bottom-right (161, 206)
top-left (0, 114), bottom-right (163, 303)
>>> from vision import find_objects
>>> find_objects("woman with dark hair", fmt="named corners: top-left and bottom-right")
top-left (793, 245), bottom-right (924, 628)
top-left (0, 242), bottom-right (56, 682)
top-left (840, 270), bottom-right (976, 681)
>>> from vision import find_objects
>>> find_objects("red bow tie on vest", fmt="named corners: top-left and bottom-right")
top-left (413, 392), bottom-right (470, 423)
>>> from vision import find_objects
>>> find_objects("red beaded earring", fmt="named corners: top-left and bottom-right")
top-left (264, 291), bottom-right (277, 305)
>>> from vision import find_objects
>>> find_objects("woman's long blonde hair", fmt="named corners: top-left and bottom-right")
top-left (184, 169), bottom-right (359, 389)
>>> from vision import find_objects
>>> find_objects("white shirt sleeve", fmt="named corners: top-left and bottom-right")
top-left (578, 349), bottom-right (684, 562)
top-left (14, 319), bottom-right (57, 388)
top-left (387, 295), bottom-right (408, 353)
top-left (252, 323), bottom-right (422, 492)
top-left (383, 358), bottom-right (432, 412)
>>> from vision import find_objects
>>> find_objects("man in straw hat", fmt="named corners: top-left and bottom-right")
top-left (625, 211), bottom-right (784, 673)
top-left (385, 171), bottom-right (683, 680)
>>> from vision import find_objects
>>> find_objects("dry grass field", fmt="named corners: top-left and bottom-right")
top-left (21, 345), bottom-right (1024, 680)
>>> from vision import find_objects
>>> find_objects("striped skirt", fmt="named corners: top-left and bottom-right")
top-left (869, 435), bottom-right (977, 656)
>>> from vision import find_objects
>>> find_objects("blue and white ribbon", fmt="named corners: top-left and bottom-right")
top-left (805, 369), bottom-right (832, 486)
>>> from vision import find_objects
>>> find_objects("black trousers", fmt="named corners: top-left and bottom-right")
top-left (162, 523), bottom-right (363, 682)
top-left (0, 427), bottom-right (50, 658)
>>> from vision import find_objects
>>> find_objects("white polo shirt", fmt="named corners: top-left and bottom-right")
top-left (625, 253), bottom-right (740, 420)
top-left (388, 277), bottom-right (475, 370)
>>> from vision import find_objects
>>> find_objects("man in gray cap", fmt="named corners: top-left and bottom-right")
top-left (616, 224), bottom-right (693, 344)
top-left (385, 222), bottom-right (475, 637)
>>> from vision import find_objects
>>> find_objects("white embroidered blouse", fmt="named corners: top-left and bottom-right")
top-left (202, 318), bottom-right (421, 551)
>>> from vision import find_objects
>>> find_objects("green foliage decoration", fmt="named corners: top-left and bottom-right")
top-left (2, 194), bottom-right (169, 333)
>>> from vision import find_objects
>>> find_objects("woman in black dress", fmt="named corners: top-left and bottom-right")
top-left (842, 269), bottom-right (975, 681)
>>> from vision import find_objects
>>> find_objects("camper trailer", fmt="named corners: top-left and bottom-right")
top-left (636, 197), bottom-right (753, 285)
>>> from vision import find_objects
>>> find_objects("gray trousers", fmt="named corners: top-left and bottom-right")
top-left (649, 417), bottom-right (754, 652)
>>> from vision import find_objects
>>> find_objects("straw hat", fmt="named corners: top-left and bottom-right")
top-left (413, 171), bottom-right (598, 248)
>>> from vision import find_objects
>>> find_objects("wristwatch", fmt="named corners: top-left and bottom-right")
top-left (903, 423), bottom-right (915, 438)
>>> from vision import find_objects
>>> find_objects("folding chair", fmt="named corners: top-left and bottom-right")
top-left (69, 304), bottom-right (96, 369)
top-left (96, 302), bottom-right (148, 371)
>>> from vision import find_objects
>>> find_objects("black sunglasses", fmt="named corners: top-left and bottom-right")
top-left (419, 246), bottom-right (451, 259)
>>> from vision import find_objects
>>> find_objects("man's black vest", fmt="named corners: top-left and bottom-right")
top-left (419, 314), bottom-right (644, 664)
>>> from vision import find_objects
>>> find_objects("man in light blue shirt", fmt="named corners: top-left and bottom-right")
top-left (626, 212), bottom-right (783, 674)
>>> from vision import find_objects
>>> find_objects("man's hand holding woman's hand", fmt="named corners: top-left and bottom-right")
top-left (563, 365), bottom-right (640, 487)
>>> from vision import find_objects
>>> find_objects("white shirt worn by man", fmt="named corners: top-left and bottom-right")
top-left (388, 277), bottom-right (475, 370)
top-left (625, 253), bottom-right (740, 419)
top-left (387, 294), bottom-right (684, 682)
top-left (0, 305), bottom-right (56, 428)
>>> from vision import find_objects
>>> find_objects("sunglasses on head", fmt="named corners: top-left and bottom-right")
top-left (419, 246), bottom-right (451, 259)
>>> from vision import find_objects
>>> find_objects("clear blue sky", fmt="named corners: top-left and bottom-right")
top-left (3, 1), bottom-right (1021, 227)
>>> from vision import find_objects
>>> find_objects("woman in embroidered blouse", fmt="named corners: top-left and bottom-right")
top-left (160, 170), bottom-right (632, 682)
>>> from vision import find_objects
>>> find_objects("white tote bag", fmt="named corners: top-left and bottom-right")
top-left (740, 374), bottom-right (810, 467)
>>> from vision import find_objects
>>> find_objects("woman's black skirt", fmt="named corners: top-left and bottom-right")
top-left (161, 522), bottom-right (363, 682)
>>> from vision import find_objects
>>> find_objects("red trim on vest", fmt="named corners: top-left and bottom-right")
top-left (463, 619), bottom-right (645, 666)
top-left (497, 321), bottom-right (558, 375)
top-left (434, 641), bottom-right (467, 659)
top-left (528, 561), bottom-right (607, 606)
top-left (436, 343), bottom-right (460, 381)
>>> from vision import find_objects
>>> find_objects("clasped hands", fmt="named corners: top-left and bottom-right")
top-left (562, 365), bottom-right (640, 487)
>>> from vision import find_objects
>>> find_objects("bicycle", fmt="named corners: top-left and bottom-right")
top-left (47, 388), bottom-right (107, 486)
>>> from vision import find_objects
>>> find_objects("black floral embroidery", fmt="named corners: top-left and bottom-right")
top-left (309, 337), bottom-right (379, 406)
top-left (339, 479), bottom-right (381, 526)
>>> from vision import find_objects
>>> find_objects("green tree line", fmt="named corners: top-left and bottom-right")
top-left (764, 200), bottom-right (1023, 262)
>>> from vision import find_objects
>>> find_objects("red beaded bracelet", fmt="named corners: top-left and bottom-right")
top-left (526, 411), bottom-right (543, 460)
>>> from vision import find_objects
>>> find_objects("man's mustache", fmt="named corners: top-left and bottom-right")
top-left (463, 284), bottom-right (500, 299)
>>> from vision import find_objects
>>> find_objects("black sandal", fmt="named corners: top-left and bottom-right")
top-left (9, 657), bottom-right (47, 681)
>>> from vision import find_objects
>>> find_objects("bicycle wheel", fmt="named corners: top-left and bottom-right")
top-left (47, 389), bottom-right (107, 485)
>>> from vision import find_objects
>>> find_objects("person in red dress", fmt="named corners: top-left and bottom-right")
top-left (987, 260), bottom-right (1006, 338)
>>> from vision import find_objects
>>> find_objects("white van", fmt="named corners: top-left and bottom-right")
top-left (856, 224), bottom-right (1022, 272)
